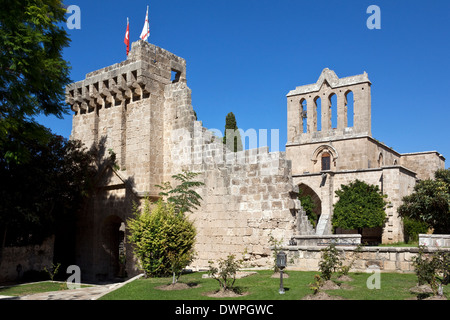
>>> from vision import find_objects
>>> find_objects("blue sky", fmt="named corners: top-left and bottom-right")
top-left (38, 0), bottom-right (450, 167)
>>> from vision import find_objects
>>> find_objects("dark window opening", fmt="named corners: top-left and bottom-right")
top-left (321, 152), bottom-right (331, 171)
top-left (171, 70), bottom-right (181, 83)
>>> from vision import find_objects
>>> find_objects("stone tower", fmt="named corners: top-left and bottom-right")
top-left (67, 40), bottom-right (188, 196)
top-left (287, 68), bottom-right (371, 144)
top-left (66, 41), bottom-right (302, 281)
top-left (286, 68), bottom-right (444, 243)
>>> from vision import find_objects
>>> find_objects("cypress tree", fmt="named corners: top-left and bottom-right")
top-left (223, 112), bottom-right (243, 152)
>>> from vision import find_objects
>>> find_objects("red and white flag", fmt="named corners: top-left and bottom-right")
top-left (124, 17), bottom-right (130, 55)
top-left (140, 6), bottom-right (150, 41)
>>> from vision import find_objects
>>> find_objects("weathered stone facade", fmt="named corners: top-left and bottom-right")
top-left (286, 68), bottom-right (445, 243)
top-left (66, 42), bottom-right (445, 281)
top-left (67, 41), bottom-right (303, 280)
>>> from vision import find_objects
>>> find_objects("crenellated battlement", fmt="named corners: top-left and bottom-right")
top-left (66, 40), bottom-right (186, 116)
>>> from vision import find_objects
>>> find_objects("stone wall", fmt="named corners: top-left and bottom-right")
top-left (0, 236), bottom-right (54, 283)
top-left (419, 234), bottom-right (450, 248)
top-left (282, 245), bottom-right (450, 273)
top-left (66, 41), bottom-right (305, 279)
top-left (400, 151), bottom-right (445, 180)
top-left (291, 165), bottom-right (417, 243)
top-left (163, 81), bottom-right (302, 269)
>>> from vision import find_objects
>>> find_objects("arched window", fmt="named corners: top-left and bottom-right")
top-left (300, 99), bottom-right (307, 133)
top-left (345, 90), bottom-right (354, 128)
top-left (315, 96), bottom-right (322, 131)
top-left (322, 152), bottom-right (331, 171)
top-left (378, 153), bottom-right (383, 167)
top-left (329, 93), bottom-right (337, 129)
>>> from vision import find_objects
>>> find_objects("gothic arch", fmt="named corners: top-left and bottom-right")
top-left (328, 92), bottom-right (337, 129)
top-left (298, 183), bottom-right (322, 229)
top-left (314, 96), bottom-right (322, 131)
top-left (344, 90), bottom-right (354, 127)
top-left (377, 152), bottom-right (384, 167)
top-left (311, 145), bottom-right (338, 172)
top-left (300, 98), bottom-right (307, 133)
top-left (311, 145), bottom-right (338, 162)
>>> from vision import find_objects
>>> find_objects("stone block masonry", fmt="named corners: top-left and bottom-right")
top-left (283, 245), bottom-right (450, 273)
top-left (66, 41), bottom-right (306, 280)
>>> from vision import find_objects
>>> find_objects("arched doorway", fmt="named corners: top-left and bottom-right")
top-left (298, 183), bottom-right (322, 230)
top-left (101, 215), bottom-right (126, 279)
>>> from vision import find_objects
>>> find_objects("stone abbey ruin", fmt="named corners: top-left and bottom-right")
top-left (60, 40), bottom-right (445, 281)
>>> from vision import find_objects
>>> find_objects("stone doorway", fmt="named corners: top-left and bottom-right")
top-left (101, 215), bottom-right (126, 280)
top-left (298, 183), bottom-right (322, 231)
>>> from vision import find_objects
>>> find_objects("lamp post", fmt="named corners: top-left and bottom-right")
top-left (276, 251), bottom-right (287, 294)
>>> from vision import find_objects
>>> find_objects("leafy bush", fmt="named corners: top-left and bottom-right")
top-left (127, 200), bottom-right (196, 278)
top-left (309, 274), bottom-right (323, 295)
top-left (318, 244), bottom-right (342, 281)
top-left (208, 254), bottom-right (243, 292)
top-left (412, 245), bottom-right (450, 295)
top-left (403, 217), bottom-right (429, 244)
top-left (399, 169), bottom-right (450, 234)
top-left (332, 180), bottom-right (387, 232)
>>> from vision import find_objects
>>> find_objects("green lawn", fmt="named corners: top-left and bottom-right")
top-left (0, 281), bottom-right (90, 297)
top-left (100, 270), bottom-right (448, 300)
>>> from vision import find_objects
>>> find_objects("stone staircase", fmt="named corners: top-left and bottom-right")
top-left (297, 207), bottom-right (315, 235)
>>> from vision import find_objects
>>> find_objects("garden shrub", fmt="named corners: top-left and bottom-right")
top-left (127, 200), bottom-right (196, 278)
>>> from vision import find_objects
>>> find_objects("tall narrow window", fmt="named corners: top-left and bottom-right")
top-left (315, 96), bottom-right (322, 131)
top-left (301, 99), bottom-right (307, 133)
top-left (329, 93), bottom-right (337, 129)
top-left (378, 153), bottom-right (383, 167)
top-left (345, 90), bottom-right (354, 128)
top-left (321, 152), bottom-right (331, 171)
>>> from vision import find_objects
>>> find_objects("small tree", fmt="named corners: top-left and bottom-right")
top-left (399, 169), bottom-right (450, 234)
top-left (223, 112), bottom-right (243, 152)
top-left (332, 180), bottom-right (387, 234)
top-left (412, 246), bottom-right (450, 296)
top-left (208, 254), bottom-right (243, 292)
top-left (318, 243), bottom-right (342, 281)
top-left (127, 200), bottom-right (196, 278)
top-left (156, 170), bottom-right (205, 215)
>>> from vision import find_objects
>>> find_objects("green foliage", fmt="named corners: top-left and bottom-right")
top-left (318, 244), bottom-right (342, 281)
top-left (127, 200), bottom-right (196, 278)
top-left (338, 244), bottom-right (363, 276)
top-left (44, 263), bottom-right (61, 281)
top-left (403, 217), bottom-right (429, 244)
top-left (412, 246), bottom-right (450, 295)
top-left (223, 112), bottom-right (243, 152)
top-left (207, 254), bottom-right (243, 292)
top-left (398, 169), bottom-right (450, 234)
top-left (0, 129), bottom-right (98, 247)
top-left (332, 180), bottom-right (387, 231)
top-left (156, 170), bottom-right (205, 214)
top-left (298, 188), bottom-right (317, 227)
top-left (0, 0), bottom-right (71, 163)
top-left (309, 274), bottom-right (323, 295)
